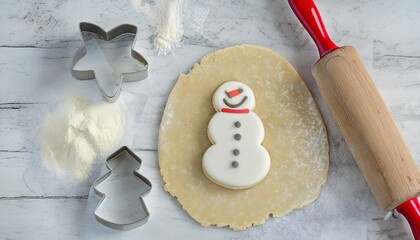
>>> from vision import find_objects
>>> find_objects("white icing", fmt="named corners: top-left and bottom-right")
top-left (212, 81), bottom-right (256, 111)
top-left (203, 81), bottom-right (270, 189)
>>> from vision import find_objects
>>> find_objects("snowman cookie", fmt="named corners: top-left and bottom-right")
top-left (202, 81), bottom-right (271, 189)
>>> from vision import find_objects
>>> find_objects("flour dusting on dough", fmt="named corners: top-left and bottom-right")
top-left (158, 45), bottom-right (329, 230)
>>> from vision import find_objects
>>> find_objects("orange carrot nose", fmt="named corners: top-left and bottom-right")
top-left (226, 88), bottom-right (243, 98)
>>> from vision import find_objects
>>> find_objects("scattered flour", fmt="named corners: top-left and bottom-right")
top-left (132, 0), bottom-right (186, 55)
top-left (153, 0), bottom-right (185, 54)
top-left (41, 96), bottom-right (125, 181)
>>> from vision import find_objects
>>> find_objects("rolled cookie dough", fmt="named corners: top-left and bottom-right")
top-left (158, 45), bottom-right (329, 230)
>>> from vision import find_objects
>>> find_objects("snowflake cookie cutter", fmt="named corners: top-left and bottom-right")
top-left (93, 146), bottom-right (152, 230)
top-left (69, 22), bottom-right (148, 102)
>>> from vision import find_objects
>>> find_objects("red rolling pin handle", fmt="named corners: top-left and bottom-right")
top-left (288, 0), bottom-right (420, 239)
top-left (288, 0), bottom-right (338, 57)
top-left (397, 198), bottom-right (420, 240)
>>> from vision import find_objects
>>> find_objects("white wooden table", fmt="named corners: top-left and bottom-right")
top-left (1, 0), bottom-right (419, 239)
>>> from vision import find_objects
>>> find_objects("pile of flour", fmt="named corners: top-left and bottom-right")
top-left (41, 96), bottom-right (125, 181)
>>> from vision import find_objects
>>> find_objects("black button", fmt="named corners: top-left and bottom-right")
top-left (231, 161), bottom-right (239, 168)
top-left (233, 149), bottom-right (240, 155)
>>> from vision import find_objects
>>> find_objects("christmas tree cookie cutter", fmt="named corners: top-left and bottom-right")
top-left (93, 146), bottom-right (152, 230)
top-left (69, 22), bottom-right (148, 102)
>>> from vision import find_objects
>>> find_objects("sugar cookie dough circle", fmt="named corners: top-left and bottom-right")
top-left (158, 45), bottom-right (329, 230)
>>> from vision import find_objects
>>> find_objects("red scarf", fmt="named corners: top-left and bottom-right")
top-left (221, 108), bottom-right (250, 114)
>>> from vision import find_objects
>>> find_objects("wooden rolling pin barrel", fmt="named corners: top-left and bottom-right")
top-left (288, 0), bottom-right (420, 238)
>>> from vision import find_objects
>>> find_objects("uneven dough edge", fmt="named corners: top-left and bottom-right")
top-left (158, 44), bottom-right (329, 231)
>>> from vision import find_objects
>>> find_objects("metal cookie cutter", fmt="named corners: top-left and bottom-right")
top-left (69, 22), bottom-right (148, 102)
top-left (93, 146), bottom-right (152, 230)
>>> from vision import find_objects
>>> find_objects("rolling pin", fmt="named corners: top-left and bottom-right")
top-left (287, 0), bottom-right (420, 238)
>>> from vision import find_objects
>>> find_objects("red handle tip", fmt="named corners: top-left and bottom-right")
top-left (288, 0), bottom-right (338, 57)
top-left (397, 198), bottom-right (420, 240)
